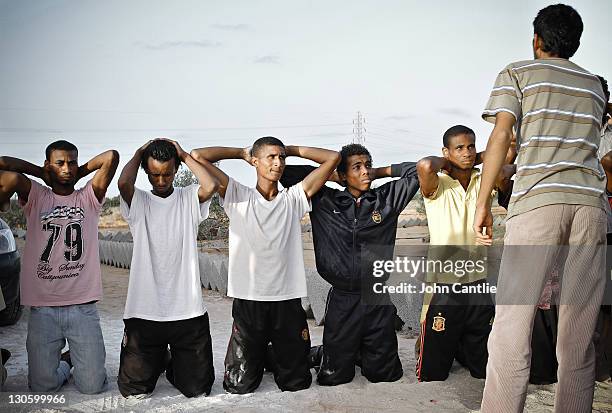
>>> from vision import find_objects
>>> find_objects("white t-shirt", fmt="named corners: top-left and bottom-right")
top-left (221, 178), bottom-right (311, 301)
top-left (120, 184), bottom-right (210, 321)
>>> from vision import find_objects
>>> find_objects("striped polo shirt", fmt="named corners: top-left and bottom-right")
top-left (483, 58), bottom-right (607, 219)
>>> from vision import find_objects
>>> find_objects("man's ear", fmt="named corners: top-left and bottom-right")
top-left (442, 147), bottom-right (450, 159)
top-left (251, 157), bottom-right (258, 168)
top-left (533, 33), bottom-right (544, 57)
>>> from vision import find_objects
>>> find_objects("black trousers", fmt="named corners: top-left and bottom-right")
top-left (416, 283), bottom-right (494, 382)
top-left (530, 306), bottom-right (558, 384)
top-left (117, 313), bottom-right (214, 398)
top-left (317, 288), bottom-right (403, 385)
top-left (223, 298), bottom-right (312, 394)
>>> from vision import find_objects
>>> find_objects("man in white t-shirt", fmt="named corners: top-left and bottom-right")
top-left (116, 138), bottom-right (219, 398)
top-left (191, 137), bottom-right (340, 394)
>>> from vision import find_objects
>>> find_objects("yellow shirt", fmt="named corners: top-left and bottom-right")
top-left (425, 170), bottom-right (482, 246)
top-left (422, 169), bottom-right (493, 284)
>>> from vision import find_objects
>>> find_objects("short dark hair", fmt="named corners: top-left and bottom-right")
top-left (598, 75), bottom-right (610, 125)
top-left (533, 4), bottom-right (583, 59)
top-left (443, 125), bottom-right (475, 148)
top-left (140, 140), bottom-right (180, 170)
top-left (598, 75), bottom-right (610, 102)
top-left (45, 140), bottom-right (78, 160)
top-left (337, 143), bottom-right (372, 174)
top-left (251, 136), bottom-right (285, 157)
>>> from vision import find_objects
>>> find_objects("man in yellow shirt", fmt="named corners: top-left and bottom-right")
top-left (415, 125), bottom-right (512, 382)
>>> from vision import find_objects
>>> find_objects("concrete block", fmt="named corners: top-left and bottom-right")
top-left (103, 241), bottom-right (111, 265)
top-left (112, 232), bottom-right (132, 243)
top-left (125, 242), bottom-right (133, 269)
top-left (217, 255), bottom-right (228, 295)
top-left (98, 241), bottom-right (105, 264)
top-left (114, 241), bottom-right (124, 267)
top-left (110, 241), bottom-right (120, 267)
top-left (305, 268), bottom-right (331, 326)
top-left (205, 253), bottom-right (219, 291)
top-left (389, 284), bottom-right (423, 333)
top-left (112, 242), bottom-right (122, 268)
top-left (493, 215), bottom-right (506, 226)
top-left (301, 297), bottom-right (313, 318)
top-left (209, 254), bottom-right (228, 295)
top-left (119, 243), bottom-right (129, 268)
top-left (198, 253), bottom-right (210, 289)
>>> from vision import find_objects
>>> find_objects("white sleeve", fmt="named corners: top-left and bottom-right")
top-left (288, 182), bottom-right (312, 218)
top-left (219, 178), bottom-right (247, 216)
top-left (120, 188), bottom-right (143, 224)
top-left (189, 184), bottom-right (211, 224)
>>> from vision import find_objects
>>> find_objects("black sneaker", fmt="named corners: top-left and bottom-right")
top-left (309, 345), bottom-right (323, 371)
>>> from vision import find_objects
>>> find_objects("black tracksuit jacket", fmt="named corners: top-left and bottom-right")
top-left (280, 162), bottom-right (419, 292)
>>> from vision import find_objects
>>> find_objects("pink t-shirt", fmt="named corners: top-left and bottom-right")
top-left (20, 180), bottom-right (103, 306)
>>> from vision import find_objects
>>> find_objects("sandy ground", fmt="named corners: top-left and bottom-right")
top-left (2, 211), bottom-right (611, 413)
top-left (1, 262), bottom-right (611, 413)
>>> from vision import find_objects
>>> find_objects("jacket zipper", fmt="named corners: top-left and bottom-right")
top-left (352, 207), bottom-right (357, 289)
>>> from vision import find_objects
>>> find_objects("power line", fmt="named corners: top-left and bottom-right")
top-left (0, 122), bottom-right (353, 134)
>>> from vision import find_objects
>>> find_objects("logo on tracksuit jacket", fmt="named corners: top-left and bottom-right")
top-left (371, 210), bottom-right (382, 224)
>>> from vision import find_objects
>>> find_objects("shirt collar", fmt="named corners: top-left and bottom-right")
top-left (335, 188), bottom-right (377, 204)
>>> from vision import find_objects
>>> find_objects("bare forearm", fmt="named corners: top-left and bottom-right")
top-left (418, 156), bottom-right (449, 174)
top-left (0, 156), bottom-right (43, 178)
top-left (118, 150), bottom-right (142, 189)
top-left (0, 172), bottom-right (18, 200)
top-left (189, 149), bottom-right (229, 198)
top-left (371, 166), bottom-right (392, 179)
top-left (78, 150), bottom-right (117, 179)
top-left (417, 157), bottom-right (447, 198)
top-left (191, 147), bottom-right (246, 163)
top-left (182, 154), bottom-right (219, 194)
top-left (296, 147), bottom-right (341, 199)
top-left (601, 151), bottom-right (612, 193)
top-left (477, 128), bottom-right (513, 207)
top-left (0, 171), bottom-right (30, 202)
top-left (285, 146), bottom-right (339, 165)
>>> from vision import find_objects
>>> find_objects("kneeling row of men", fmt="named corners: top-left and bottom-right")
top-left (3, 124), bottom-right (601, 397)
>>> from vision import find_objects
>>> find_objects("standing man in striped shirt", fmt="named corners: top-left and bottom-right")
top-left (473, 4), bottom-right (607, 412)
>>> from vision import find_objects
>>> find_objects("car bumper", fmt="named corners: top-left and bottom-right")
top-left (0, 251), bottom-right (20, 304)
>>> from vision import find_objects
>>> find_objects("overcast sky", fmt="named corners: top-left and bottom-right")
top-left (1, 0), bottom-right (610, 195)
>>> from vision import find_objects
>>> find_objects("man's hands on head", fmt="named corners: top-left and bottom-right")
top-left (417, 156), bottom-right (451, 198)
top-left (138, 140), bottom-right (153, 155)
top-left (242, 146), bottom-right (253, 165)
top-left (41, 167), bottom-right (52, 187)
top-left (283, 146), bottom-right (341, 199)
top-left (157, 138), bottom-right (187, 163)
top-left (118, 141), bottom-right (156, 207)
